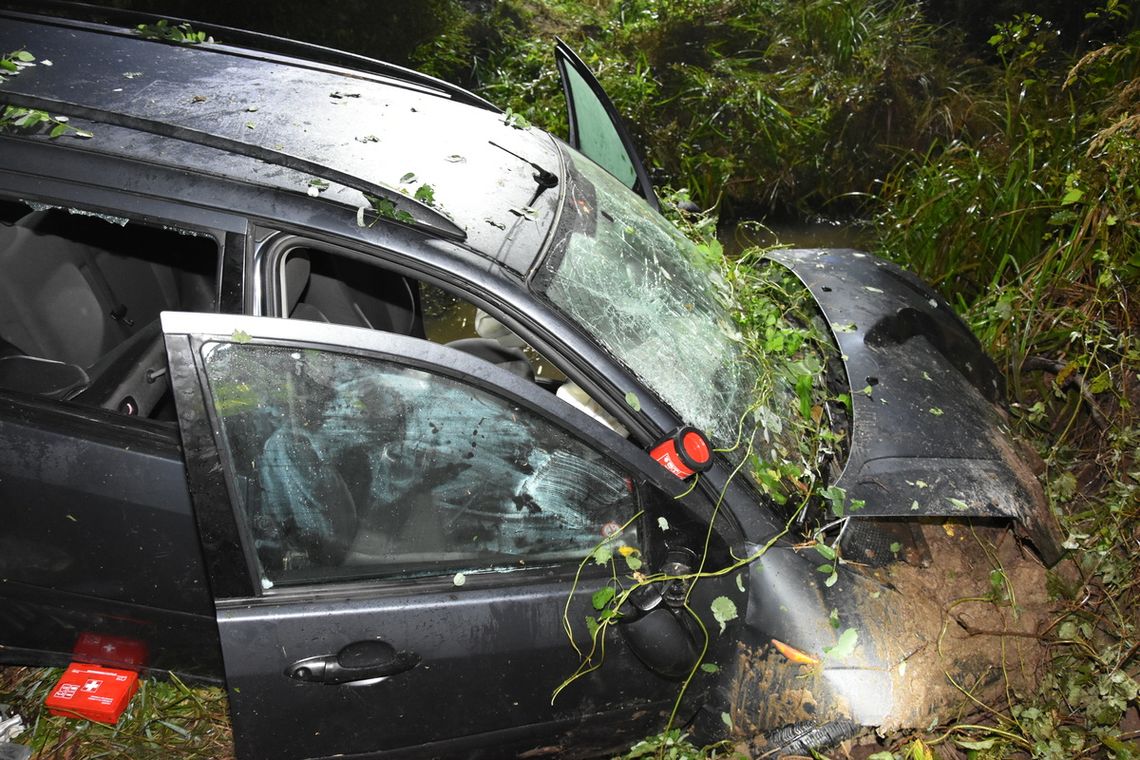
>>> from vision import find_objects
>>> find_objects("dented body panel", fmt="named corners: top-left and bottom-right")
top-left (766, 249), bottom-right (1063, 565)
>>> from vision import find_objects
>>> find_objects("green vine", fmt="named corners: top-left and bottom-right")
top-left (555, 201), bottom-right (852, 751)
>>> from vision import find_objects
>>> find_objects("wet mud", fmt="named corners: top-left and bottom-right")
top-left (729, 521), bottom-right (1054, 753)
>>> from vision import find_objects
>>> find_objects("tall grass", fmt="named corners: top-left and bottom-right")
top-left (419, 0), bottom-right (973, 216)
top-left (871, 13), bottom-right (1140, 758)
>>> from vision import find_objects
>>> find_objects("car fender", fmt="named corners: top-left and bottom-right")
top-left (765, 248), bottom-right (1063, 566)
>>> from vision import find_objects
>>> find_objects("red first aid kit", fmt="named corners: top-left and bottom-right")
top-left (44, 663), bottom-right (139, 724)
top-left (71, 631), bottom-right (148, 669)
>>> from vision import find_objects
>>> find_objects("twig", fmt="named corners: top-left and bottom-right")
top-left (952, 613), bottom-right (1046, 640)
top-left (1021, 355), bottom-right (1110, 430)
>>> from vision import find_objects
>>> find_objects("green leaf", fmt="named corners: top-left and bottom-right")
top-left (814, 543), bottom-right (837, 561)
top-left (591, 585), bottom-right (615, 611)
top-left (231, 329), bottom-right (252, 344)
top-left (413, 183), bottom-right (435, 205)
top-left (1061, 187), bottom-right (1083, 205)
top-left (795, 373), bottom-right (813, 418)
top-left (824, 569), bottom-right (839, 587)
top-left (889, 542), bottom-right (902, 554)
top-left (624, 554), bottom-right (642, 571)
top-left (13, 50), bottom-right (35, 62)
top-left (816, 563), bottom-right (834, 575)
top-left (823, 627), bottom-right (858, 660)
top-left (700, 662), bottom-right (720, 673)
top-left (399, 172), bottom-right (416, 183)
top-left (452, 572), bottom-right (466, 587)
top-left (584, 616), bottom-right (599, 639)
top-left (955, 738), bottom-right (996, 750)
top-left (49, 123), bottom-right (68, 138)
top-left (928, 407), bottom-right (943, 416)
top-left (720, 712), bottom-right (732, 729)
top-left (592, 543), bottom-right (613, 566)
top-left (947, 497), bottom-right (971, 511)
top-left (624, 391), bottom-right (641, 412)
top-left (735, 573), bottom-right (745, 593)
top-left (710, 596), bottom-right (738, 633)
top-left (828, 608), bottom-right (840, 629)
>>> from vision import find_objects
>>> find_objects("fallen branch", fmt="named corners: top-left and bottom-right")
top-left (1021, 356), bottom-right (1110, 430)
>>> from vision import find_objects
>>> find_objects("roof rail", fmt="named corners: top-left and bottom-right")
top-left (0, 92), bottom-right (467, 242)
top-left (0, 0), bottom-right (500, 113)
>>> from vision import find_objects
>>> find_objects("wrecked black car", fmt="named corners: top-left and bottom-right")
top-left (0, 3), bottom-right (1063, 758)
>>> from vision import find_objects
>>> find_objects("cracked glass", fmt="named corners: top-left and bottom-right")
top-left (203, 342), bottom-right (639, 587)
top-left (536, 149), bottom-right (759, 451)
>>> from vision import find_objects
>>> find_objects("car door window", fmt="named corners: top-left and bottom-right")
top-left (0, 199), bottom-right (220, 418)
top-left (555, 40), bottom-right (659, 211)
top-left (202, 341), bottom-right (639, 588)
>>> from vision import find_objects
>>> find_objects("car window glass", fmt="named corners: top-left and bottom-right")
top-left (278, 246), bottom-right (566, 382)
top-left (202, 341), bottom-right (639, 588)
top-left (0, 202), bottom-right (219, 419)
top-left (537, 152), bottom-right (763, 451)
top-left (561, 61), bottom-right (639, 190)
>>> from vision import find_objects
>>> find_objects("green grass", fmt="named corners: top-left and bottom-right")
top-left (0, 667), bottom-right (232, 759)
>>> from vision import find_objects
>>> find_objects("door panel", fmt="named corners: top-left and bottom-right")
top-left (163, 312), bottom-right (690, 758)
top-left (555, 39), bottom-right (660, 212)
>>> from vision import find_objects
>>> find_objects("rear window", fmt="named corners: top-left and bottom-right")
top-left (0, 202), bottom-right (219, 418)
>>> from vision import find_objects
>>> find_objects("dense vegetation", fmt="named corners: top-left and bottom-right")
top-left (3, 0), bottom-right (1136, 757)
top-left (430, 2), bottom-right (1140, 756)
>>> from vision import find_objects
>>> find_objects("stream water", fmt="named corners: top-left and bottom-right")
top-left (723, 219), bottom-right (872, 255)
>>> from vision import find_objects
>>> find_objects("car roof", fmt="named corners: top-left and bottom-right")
top-left (0, 4), bottom-right (564, 274)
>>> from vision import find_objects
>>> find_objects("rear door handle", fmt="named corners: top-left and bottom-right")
top-left (286, 640), bottom-right (420, 685)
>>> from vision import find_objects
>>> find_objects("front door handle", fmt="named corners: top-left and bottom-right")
top-left (286, 640), bottom-right (420, 685)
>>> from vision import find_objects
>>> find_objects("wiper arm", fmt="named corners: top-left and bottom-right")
top-left (489, 140), bottom-right (559, 206)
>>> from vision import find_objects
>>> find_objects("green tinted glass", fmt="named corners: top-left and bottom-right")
top-left (564, 64), bottom-right (638, 189)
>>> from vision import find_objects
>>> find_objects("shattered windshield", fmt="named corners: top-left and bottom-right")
top-left (535, 148), bottom-right (759, 452)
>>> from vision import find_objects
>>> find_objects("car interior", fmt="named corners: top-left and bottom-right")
top-left (279, 246), bottom-right (539, 382)
top-left (0, 200), bottom-right (218, 418)
top-left (0, 198), bottom-right (625, 444)
top-left (277, 246), bottom-right (628, 435)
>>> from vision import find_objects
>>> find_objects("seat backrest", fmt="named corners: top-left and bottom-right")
top-left (0, 211), bottom-right (129, 367)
